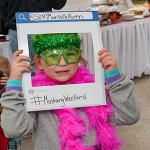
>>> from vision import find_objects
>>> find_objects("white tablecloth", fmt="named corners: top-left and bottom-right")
top-left (0, 41), bottom-right (12, 61)
top-left (101, 17), bottom-right (150, 79)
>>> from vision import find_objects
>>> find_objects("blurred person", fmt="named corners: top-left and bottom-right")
top-left (0, 0), bottom-right (67, 62)
top-left (0, 56), bottom-right (10, 150)
top-left (0, 56), bottom-right (21, 150)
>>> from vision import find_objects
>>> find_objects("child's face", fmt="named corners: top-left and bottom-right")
top-left (36, 55), bottom-right (79, 82)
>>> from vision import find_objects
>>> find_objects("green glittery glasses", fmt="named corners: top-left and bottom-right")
top-left (40, 47), bottom-right (81, 66)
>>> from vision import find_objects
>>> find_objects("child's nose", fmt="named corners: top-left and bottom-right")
top-left (59, 56), bottom-right (67, 65)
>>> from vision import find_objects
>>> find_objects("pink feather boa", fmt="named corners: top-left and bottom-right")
top-left (32, 66), bottom-right (122, 150)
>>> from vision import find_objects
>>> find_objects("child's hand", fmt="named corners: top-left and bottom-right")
top-left (0, 73), bottom-right (8, 85)
top-left (9, 50), bottom-right (32, 80)
top-left (98, 48), bottom-right (117, 71)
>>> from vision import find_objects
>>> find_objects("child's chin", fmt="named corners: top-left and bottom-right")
top-left (54, 77), bottom-right (71, 83)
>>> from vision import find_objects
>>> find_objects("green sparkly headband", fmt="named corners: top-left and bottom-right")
top-left (31, 33), bottom-right (81, 55)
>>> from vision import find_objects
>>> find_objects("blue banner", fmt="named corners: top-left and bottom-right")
top-left (16, 11), bottom-right (99, 24)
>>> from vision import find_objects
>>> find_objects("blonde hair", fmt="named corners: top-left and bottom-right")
top-left (0, 56), bottom-right (10, 76)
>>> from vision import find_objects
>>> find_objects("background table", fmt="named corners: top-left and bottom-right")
top-left (0, 17), bottom-right (150, 79)
top-left (101, 17), bottom-right (150, 79)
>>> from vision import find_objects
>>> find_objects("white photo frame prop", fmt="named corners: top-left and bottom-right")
top-left (16, 11), bottom-right (106, 111)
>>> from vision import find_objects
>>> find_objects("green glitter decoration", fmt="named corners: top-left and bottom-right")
top-left (32, 33), bottom-right (81, 55)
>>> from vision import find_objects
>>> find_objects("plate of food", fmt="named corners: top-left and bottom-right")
top-left (121, 5), bottom-right (149, 21)
top-left (122, 13), bottom-right (135, 21)
top-left (121, 5), bottom-right (149, 16)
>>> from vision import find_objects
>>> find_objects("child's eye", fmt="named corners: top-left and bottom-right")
top-left (66, 53), bottom-right (75, 57)
top-left (47, 54), bottom-right (58, 58)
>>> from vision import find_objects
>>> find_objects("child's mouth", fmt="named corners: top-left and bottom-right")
top-left (55, 70), bottom-right (70, 74)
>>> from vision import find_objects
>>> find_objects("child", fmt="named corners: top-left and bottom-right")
top-left (0, 33), bottom-right (140, 150)
top-left (0, 56), bottom-right (21, 150)
top-left (0, 56), bottom-right (10, 150)
top-left (0, 70), bottom-right (8, 104)
top-left (0, 56), bottom-right (10, 90)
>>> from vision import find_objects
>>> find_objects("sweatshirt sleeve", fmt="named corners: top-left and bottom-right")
top-left (0, 80), bottom-right (37, 139)
top-left (50, 0), bottom-right (67, 10)
top-left (105, 74), bottom-right (140, 125)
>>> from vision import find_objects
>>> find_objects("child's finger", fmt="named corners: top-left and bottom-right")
top-left (98, 48), bottom-right (109, 55)
top-left (0, 80), bottom-right (7, 85)
top-left (19, 66), bottom-right (32, 73)
top-left (100, 56), bottom-right (113, 65)
top-left (13, 65), bottom-right (32, 77)
top-left (101, 55), bottom-right (116, 65)
top-left (15, 55), bottom-right (31, 63)
top-left (12, 50), bottom-right (31, 63)
top-left (2, 73), bottom-right (8, 77)
top-left (0, 82), bottom-right (6, 85)
top-left (0, 74), bottom-right (7, 84)
top-left (1, 76), bottom-right (8, 80)
top-left (99, 52), bottom-right (112, 62)
top-left (102, 60), bottom-right (113, 69)
top-left (18, 62), bottom-right (32, 70)
top-left (0, 78), bottom-right (7, 82)
top-left (12, 50), bottom-right (24, 59)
